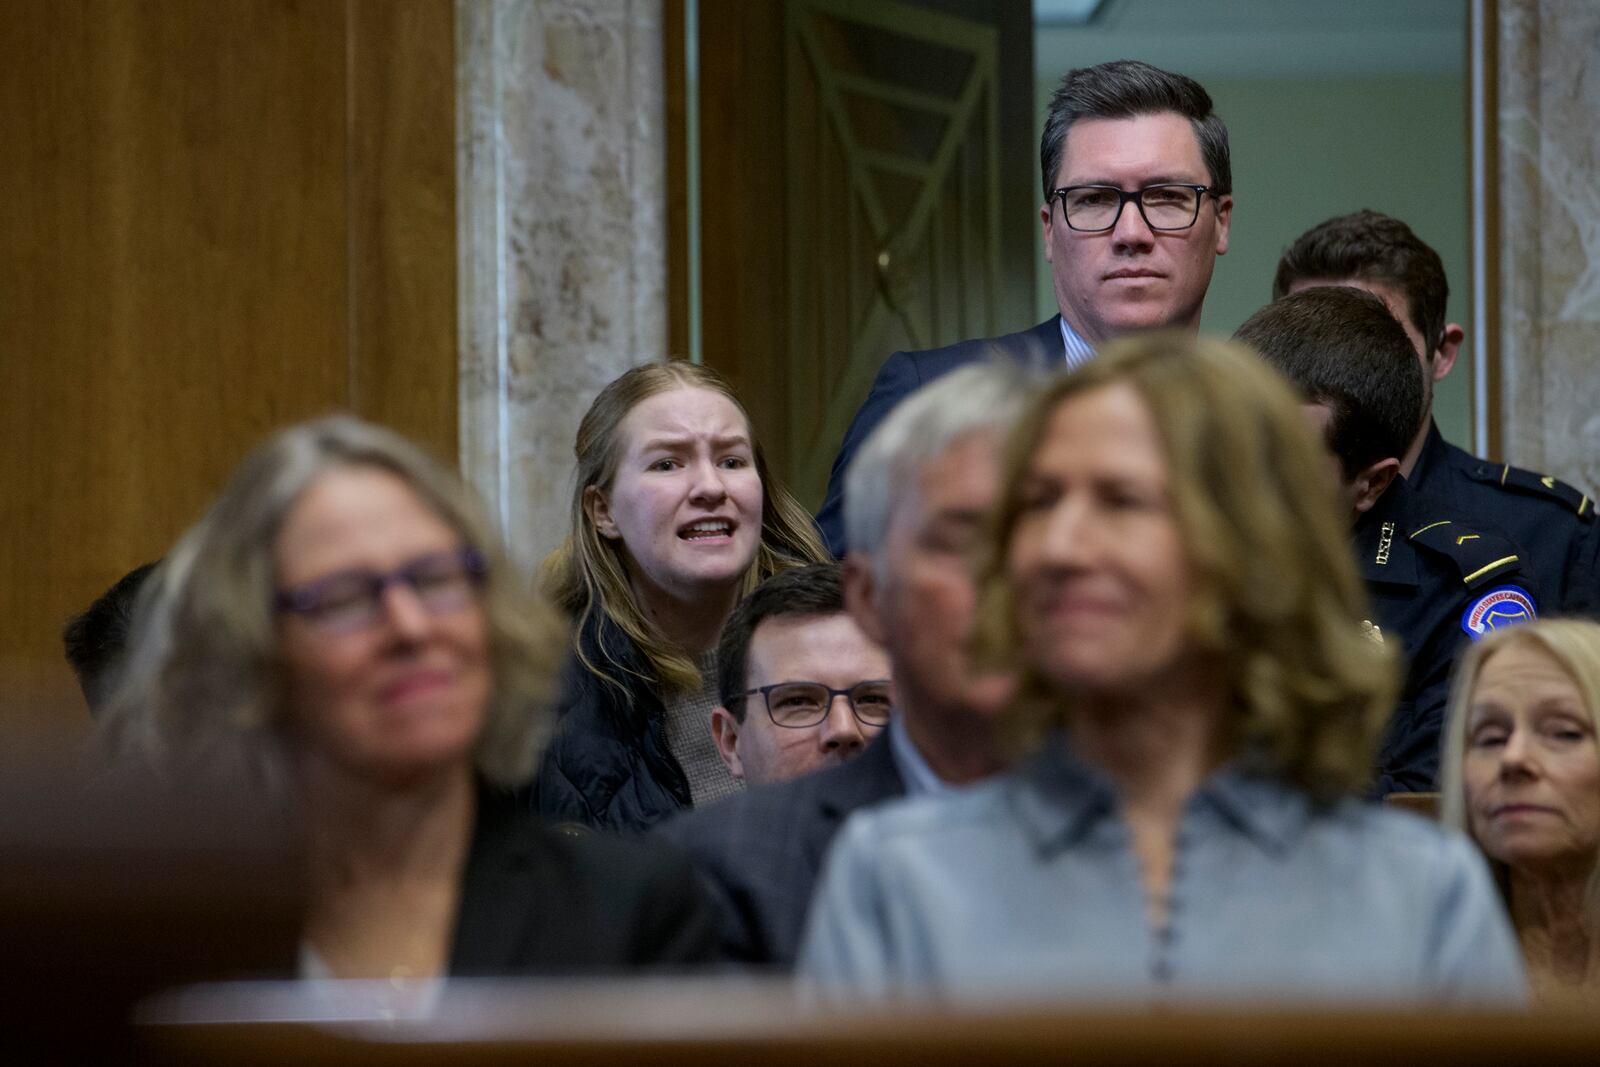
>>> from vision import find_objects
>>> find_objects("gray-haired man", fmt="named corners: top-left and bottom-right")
top-left (655, 361), bottom-right (1032, 967)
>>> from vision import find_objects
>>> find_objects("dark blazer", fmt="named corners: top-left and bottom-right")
top-left (652, 733), bottom-right (905, 969)
top-left (1408, 419), bottom-right (1599, 617)
top-left (1354, 477), bottom-right (1541, 796)
top-left (816, 317), bottom-right (1064, 555)
top-left (535, 612), bottom-right (691, 833)
top-left (453, 783), bottom-right (719, 974)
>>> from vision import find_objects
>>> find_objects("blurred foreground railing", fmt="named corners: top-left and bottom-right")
top-left (2, 728), bottom-right (1595, 1066)
top-left (136, 983), bottom-right (1600, 1067)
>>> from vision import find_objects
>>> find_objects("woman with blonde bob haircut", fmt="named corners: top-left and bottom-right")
top-left (103, 416), bottom-right (716, 981)
top-left (801, 334), bottom-right (1524, 1003)
top-left (1440, 619), bottom-right (1600, 1003)
top-left (538, 362), bottom-right (826, 831)
top-left (980, 334), bottom-right (1397, 792)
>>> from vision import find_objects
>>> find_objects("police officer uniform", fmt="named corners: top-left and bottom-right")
top-left (1356, 475), bottom-right (1541, 797)
top-left (1408, 419), bottom-right (1598, 616)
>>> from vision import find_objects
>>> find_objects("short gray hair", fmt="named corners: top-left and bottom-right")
top-left (99, 416), bottom-right (566, 792)
top-left (843, 359), bottom-right (1036, 562)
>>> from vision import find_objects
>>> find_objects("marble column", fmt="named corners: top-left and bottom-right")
top-left (1495, 0), bottom-right (1600, 491)
top-left (457, 0), bottom-right (667, 571)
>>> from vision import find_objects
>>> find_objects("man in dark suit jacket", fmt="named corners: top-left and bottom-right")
top-left (817, 59), bottom-right (1235, 553)
top-left (453, 784), bottom-right (720, 974)
top-left (656, 363), bottom-right (1032, 967)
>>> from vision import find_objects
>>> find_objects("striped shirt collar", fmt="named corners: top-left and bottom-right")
top-left (1058, 315), bottom-right (1097, 370)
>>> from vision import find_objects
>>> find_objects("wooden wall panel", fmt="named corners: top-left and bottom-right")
top-left (349, 0), bottom-right (458, 463)
top-left (0, 0), bottom-right (457, 713)
top-left (694, 0), bottom-right (791, 483)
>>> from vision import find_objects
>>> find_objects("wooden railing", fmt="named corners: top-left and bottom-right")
top-left (138, 984), bottom-right (1600, 1067)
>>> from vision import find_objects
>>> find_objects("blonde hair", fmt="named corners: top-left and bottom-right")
top-left (973, 332), bottom-right (1399, 800)
top-left (99, 416), bottom-right (566, 791)
top-left (1439, 619), bottom-right (1600, 927)
top-left (543, 362), bottom-right (827, 698)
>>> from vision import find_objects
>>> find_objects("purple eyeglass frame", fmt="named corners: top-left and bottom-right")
top-left (273, 546), bottom-right (487, 619)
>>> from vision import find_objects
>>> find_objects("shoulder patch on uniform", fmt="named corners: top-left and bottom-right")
top-left (1474, 463), bottom-right (1595, 520)
top-left (1407, 519), bottom-right (1524, 588)
top-left (1461, 585), bottom-right (1538, 639)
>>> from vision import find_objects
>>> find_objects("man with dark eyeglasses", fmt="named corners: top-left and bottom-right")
top-left (705, 562), bottom-right (890, 787)
top-left (816, 58), bottom-right (1233, 555)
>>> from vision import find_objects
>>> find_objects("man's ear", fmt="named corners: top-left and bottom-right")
top-left (583, 485), bottom-right (620, 540)
top-left (1431, 323), bottom-right (1465, 383)
top-left (1211, 194), bottom-right (1233, 256)
top-left (710, 706), bottom-right (745, 781)
top-left (842, 551), bottom-right (888, 646)
top-left (1350, 457), bottom-right (1401, 517)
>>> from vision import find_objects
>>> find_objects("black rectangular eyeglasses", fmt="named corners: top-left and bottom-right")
top-left (1050, 183), bottom-right (1214, 233)
top-left (741, 679), bottom-right (893, 729)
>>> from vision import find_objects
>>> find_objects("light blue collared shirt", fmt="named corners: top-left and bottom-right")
top-left (1059, 316), bottom-right (1097, 370)
top-left (886, 715), bottom-right (957, 800)
top-left (799, 739), bottom-right (1526, 1004)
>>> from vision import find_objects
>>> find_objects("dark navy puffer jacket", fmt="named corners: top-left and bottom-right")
top-left (535, 612), bottom-right (691, 833)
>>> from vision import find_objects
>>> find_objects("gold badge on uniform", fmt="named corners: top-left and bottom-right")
top-left (1374, 522), bottom-right (1395, 565)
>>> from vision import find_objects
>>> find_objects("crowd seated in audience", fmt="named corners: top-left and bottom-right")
top-left (799, 334), bottom-right (1524, 1002)
top-left (1441, 619), bottom-right (1600, 1004)
top-left (535, 362), bottom-right (827, 832)
top-left (28, 32), bottom-right (1600, 1043)
top-left (97, 416), bottom-right (718, 984)
top-left (707, 562), bottom-right (890, 787)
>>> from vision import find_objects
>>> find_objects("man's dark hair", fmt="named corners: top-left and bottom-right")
top-left (1040, 59), bottom-right (1231, 201)
top-left (1271, 210), bottom-right (1449, 358)
top-left (62, 561), bottom-right (159, 716)
top-left (1234, 287), bottom-right (1424, 478)
top-left (716, 562), bottom-right (845, 721)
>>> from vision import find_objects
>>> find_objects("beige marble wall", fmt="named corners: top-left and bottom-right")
top-left (457, 0), bottom-right (667, 571)
top-left (1496, 0), bottom-right (1600, 491)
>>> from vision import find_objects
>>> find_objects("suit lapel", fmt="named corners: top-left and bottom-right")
top-left (805, 735), bottom-right (904, 869)
top-left (1020, 316), bottom-right (1065, 371)
top-left (449, 786), bottom-right (544, 975)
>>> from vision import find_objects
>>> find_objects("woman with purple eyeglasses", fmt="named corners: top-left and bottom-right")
top-left (101, 416), bottom-right (716, 989)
